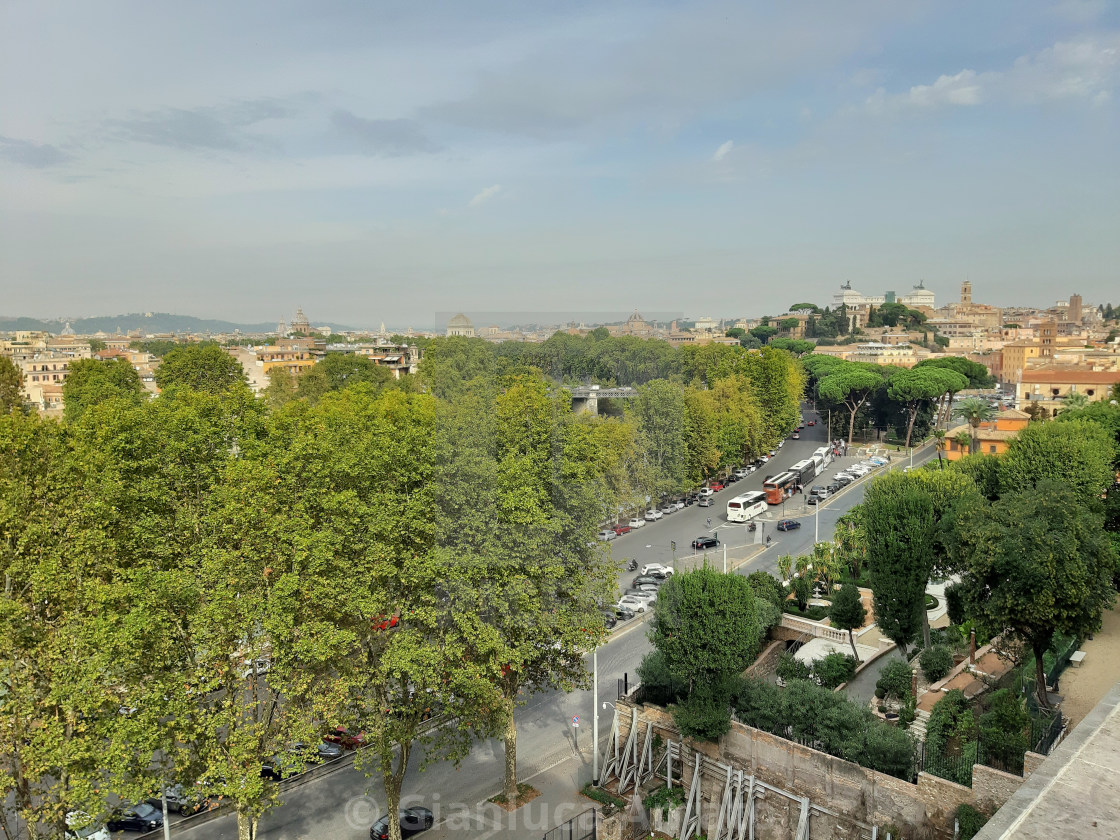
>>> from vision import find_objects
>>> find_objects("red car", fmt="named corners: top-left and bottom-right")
top-left (323, 726), bottom-right (366, 750)
top-left (613, 524), bottom-right (633, 535)
top-left (807, 420), bottom-right (816, 426)
top-left (709, 482), bottom-right (725, 492)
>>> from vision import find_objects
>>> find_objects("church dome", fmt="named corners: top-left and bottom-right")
top-left (448, 313), bottom-right (472, 327)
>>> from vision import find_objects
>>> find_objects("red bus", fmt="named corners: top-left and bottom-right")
top-left (762, 471), bottom-right (798, 504)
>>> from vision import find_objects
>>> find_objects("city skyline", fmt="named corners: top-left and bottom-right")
top-left (2, 1), bottom-right (1118, 323)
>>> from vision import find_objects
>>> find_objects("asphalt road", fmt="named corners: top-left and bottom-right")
top-left (177, 412), bottom-right (936, 839)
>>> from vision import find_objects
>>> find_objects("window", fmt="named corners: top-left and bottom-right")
top-left (1051, 388), bottom-right (1060, 396)
top-left (1087, 389), bottom-right (1095, 396)
top-left (989, 445), bottom-right (997, 454)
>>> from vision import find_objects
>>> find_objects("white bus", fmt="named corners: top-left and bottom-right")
top-left (726, 491), bottom-right (768, 523)
top-left (813, 446), bottom-right (832, 475)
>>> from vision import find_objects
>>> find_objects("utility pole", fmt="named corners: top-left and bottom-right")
top-left (723, 543), bottom-right (727, 574)
top-left (592, 648), bottom-right (599, 785)
top-left (671, 540), bottom-right (677, 572)
top-left (814, 498), bottom-right (820, 543)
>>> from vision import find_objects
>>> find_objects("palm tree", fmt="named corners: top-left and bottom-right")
top-left (952, 430), bottom-right (973, 456)
top-left (932, 428), bottom-right (947, 470)
top-left (953, 397), bottom-right (997, 455)
top-left (1064, 392), bottom-right (1090, 411)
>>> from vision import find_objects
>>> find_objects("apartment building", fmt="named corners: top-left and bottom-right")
top-left (1017, 365), bottom-right (1120, 412)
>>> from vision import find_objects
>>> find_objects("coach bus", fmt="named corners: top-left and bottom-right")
top-left (790, 459), bottom-right (817, 487)
top-left (726, 490), bottom-right (768, 523)
top-left (762, 471), bottom-right (798, 504)
top-left (813, 446), bottom-right (832, 475)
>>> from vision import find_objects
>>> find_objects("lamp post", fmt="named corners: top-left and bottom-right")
top-left (593, 648), bottom-right (599, 785)
top-left (814, 497), bottom-right (820, 543)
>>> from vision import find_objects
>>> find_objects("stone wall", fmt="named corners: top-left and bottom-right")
top-left (1022, 751), bottom-right (1046, 776)
top-left (745, 639), bottom-right (787, 680)
top-left (616, 699), bottom-right (1024, 840)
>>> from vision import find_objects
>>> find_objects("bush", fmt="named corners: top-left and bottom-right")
top-left (776, 652), bottom-right (812, 682)
top-left (920, 645), bottom-right (954, 682)
top-left (925, 689), bottom-right (977, 784)
top-left (813, 652), bottom-right (858, 689)
top-left (636, 650), bottom-right (683, 707)
top-left (876, 659), bottom-right (913, 704)
top-left (792, 575), bottom-right (811, 611)
top-left (979, 689), bottom-right (1030, 768)
top-left (945, 581), bottom-right (968, 625)
top-left (643, 785), bottom-right (686, 820)
top-left (782, 602), bottom-right (831, 621)
top-left (956, 804), bottom-right (989, 840)
top-left (734, 678), bottom-right (784, 733)
top-left (671, 681), bottom-right (733, 742)
top-left (746, 571), bottom-right (786, 609)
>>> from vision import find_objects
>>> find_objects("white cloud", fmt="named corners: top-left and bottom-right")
top-left (712, 140), bottom-right (734, 161)
top-left (907, 70), bottom-right (982, 107)
top-left (469, 184), bottom-right (502, 207)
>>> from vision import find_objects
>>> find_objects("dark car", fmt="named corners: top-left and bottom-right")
top-left (807, 494), bottom-right (822, 505)
top-left (691, 535), bottom-right (719, 550)
top-left (632, 575), bottom-right (662, 588)
top-left (832, 474), bottom-right (853, 487)
top-left (371, 807), bottom-right (435, 840)
top-left (602, 612), bottom-right (618, 629)
top-left (776, 519), bottom-right (801, 531)
top-left (107, 804), bottom-right (164, 833)
top-left (827, 482), bottom-right (842, 494)
top-left (145, 784), bottom-right (213, 816)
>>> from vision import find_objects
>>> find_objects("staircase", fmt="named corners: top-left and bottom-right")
top-left (910, 708), bottom-right (931, 741)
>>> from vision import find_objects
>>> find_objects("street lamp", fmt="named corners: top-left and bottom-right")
top-left (814, 497), bottom-right (820, 543)
top-left (593, 648), bottom-right (599, 785)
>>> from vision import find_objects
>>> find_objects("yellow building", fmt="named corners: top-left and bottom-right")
top-left (1017, 366), bottom-right (1120, 413)
top-left (944, 409), bottom-right (1030, 460)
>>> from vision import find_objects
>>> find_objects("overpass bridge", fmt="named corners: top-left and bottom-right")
top-left (566, 385), bottom-right (637, 414)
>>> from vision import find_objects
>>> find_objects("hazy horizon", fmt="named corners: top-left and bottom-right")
top-left (2, 1), bottom-right (1118, 323)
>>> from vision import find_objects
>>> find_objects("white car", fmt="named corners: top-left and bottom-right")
top-left (698, 487), bottom-right (714, 498)
top-left (596, 529), bottom-right (618, 541)
top-left (617, 595), bottom-right (652, 613)
top-left (848, 465), bottom-right (870, 476)
top-left (628, 517), bottom-right (646, 529)
top-left (659, 504), bottom-right (674, 516)
top-left (644, 509), bottom-right (663, 522)
top-left (672, 500), bottom-right (686, 511)
top-left (67, 812), bottom-right (110, 840)
top-left (641, 563), bottom-right (675, 577)
top-left (867, 456), bottom-right (888, 466)
top-left (733, 468), bottom-right (750, 479)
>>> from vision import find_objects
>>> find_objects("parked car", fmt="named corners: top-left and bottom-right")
top-left (659, 504), bottom-right (675, 515)
top-left (692, 535), bottom-right (720, 550)
top-left (632, 575), bottom-right (662, 588)
top-left (777, 441), bottom-right (784, 449)
top-left (644, 509), bottom-right (663, 522)
top-left (641, 563), bottom-right (674, 577)
top-left (613, 524), bottom-right (633, 535)
top-left (107, 804), bottom-right (164, 833)
top-left (832, 474), bottom-right (853, 486)
top-left (627, 517), bottom-right (646, 529)
top-left (826, 482), bottom-right (842, 494)
top-left (698, 487), bottom-right (714, 498)
top-left (614, 605), bottom-right (635, 621)
top-left (672, 500), bottom-right (686, 511)
top-left (758, 454), bottom-right (770, 463)
top-left (66, 812), bottom-right (110, 840)
top-left (323, 726), bottom-right (366, 750)
top-left (617, 595), bottom-right (651, 613)
top-left (847, 465), bottom-right (870, 476)
top-left (596, 529), bottom-right (618, 541)
top-left (776, 519), bottom-right (801, 531)
top-left (733, 468), bottom-right (750, 479)
top-left (603, 611), bottom-right (618, 629)
top-left (697, 497), bottom-right (713, 507)
top-left (370, 807), bottom-right (435, 840)
top-left (145, 784), bottom-right (214, 816)
top-left (791, 431), bottom-right (800, 439)
top-left (806, 494), bottom-right (822, 505)
top-left (807, 420), bottom-right (816, 426)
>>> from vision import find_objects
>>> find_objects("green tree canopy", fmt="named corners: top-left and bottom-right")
top-left (0, 356), bottom-right (23, 413)
top-left (1055, 401), bottom-right (1120, 468)
top-left (952, 480), bottom-right (1118, 708)
top-left (816, 363), bottom-right (885, 445)
top-left (887, 366), bottom-right (969, 447)
top-left (296, 352), bottom-right (394, 403)
top-left (829, 581), bottom-right (867, 662)
top-left (62, 357), bottom-right (144, 423)
top-left (154, 344), bottom-right (248, 395)
top-left (749, 324), bottom-right (778, 343)
top-left (998, 418), bottom-right (1117, 502)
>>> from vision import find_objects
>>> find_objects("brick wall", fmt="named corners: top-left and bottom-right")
top-left (616, 699), bottom-right (1025, 839)
top-left (745, 640), bottom-right (787, 680)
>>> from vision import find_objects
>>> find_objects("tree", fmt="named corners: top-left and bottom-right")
top-left (830, 582), bottom-right (867, 661)
top-left (887, 367), bottom-right (969, 448)
top-left (645, 568), bottom-right (764, 735)
top-left (154, 344), bottom-right (248, 395)
top-left (749, 324), bottom-right (777, 344)
top-left (296, 352), bottom-right (394, 403)
top-left (631, 380), bottom-right (688, 497)
top-left (952, 397), bottom-right (996, 455)
top-left (863, 478), bottom-right (936, 656)
top-left (0, 357), bottom-right (23, 413)
top-left (789, 302), bottom-right (821, 313)
top-left (263, 366), bottom-right (297, 410)
top-left (1062, 391), bottom-right (1090, 411)
top-left (953, 480), bottom-right (1118, 708)
top-left (998, 418), bottom-right (1116, 502)
top-left (915, 356), bottom-right (994, 424)
top-left (933, 428), bottom-right (947, 469)
top-left (778, 318), bottom-right (799, 333)
top-left (817, 364), bottom-right (884, 445)
top-left (1055, 401), bottom-right (1120, 468)
top-left (769, 338), bottom-right (815, 357)
top-left (62, 357), bottom-right (143, 422)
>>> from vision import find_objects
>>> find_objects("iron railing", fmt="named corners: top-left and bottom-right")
top-left (542, 808), bottom-right (597, 840)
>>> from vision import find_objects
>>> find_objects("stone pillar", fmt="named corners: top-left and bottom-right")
top-left (912, 669), bottom-right (918, 698)
top-left (970, 629), bottom-right (977, 664)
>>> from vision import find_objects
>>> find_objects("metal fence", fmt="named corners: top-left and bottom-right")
top-left (917, 710), bottom-right (1064, 786)
top-left (542, 808), bottom-right (597, 840)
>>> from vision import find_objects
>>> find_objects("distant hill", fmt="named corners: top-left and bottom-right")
top-left (0, 312), bottom-right (360, 335)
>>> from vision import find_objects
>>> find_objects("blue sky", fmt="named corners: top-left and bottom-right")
top-left (1, 0), bottom-right (1117, 327)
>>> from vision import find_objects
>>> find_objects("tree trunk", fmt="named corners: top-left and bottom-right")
top-left (904, 405), bottom-right (918, 449)
top-left (503, 701), bottom-right (518, 806)
top-left (921, 603), bottom-right (931, 649)
top-left (383, 740), bottom-right (411, 840)
top-left (847, 628), bottom-right (861, 663)
top-left (970, 419), bottom-right (979, 455)
top-left (1034, 644), bottom-right (1052, 710)
top-left (236, 808), bottom-right (258, 840)
top-left (847, 405), bottom-right (857, 446)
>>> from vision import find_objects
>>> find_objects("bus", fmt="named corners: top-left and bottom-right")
top-left (790, 459), bottom-right (816, 486)
top-left (762, 471), bottom-right (798, 504)
top-left (726, 491), bottom-right (768, 523)
top-left (813, 446), bottom-right (832, 475)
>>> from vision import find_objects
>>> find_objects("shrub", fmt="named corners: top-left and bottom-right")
top-left (813, 652), bottom-right (858, 689)
top-left (920, 645), bottom-right (954, 682)
top-left (782, 603), bottom-right (831, 621)
top-left (925, 689), bottom-right (978, 784)
top-left (776, 652), bottom-right (812, 682)
top-left (734, 678), bottom-right (785, 733)
top-left (746, 571), bottom-right (786, 608)
top-left (979, 689), bottom-right (1030, 768)
top-left (671, 681), bottom-right (733, 742)
top-left (792, 575), bottom-right (811, 611)
top-left (643, 785), bottom-right (686, 820)
top-left (956, 804), bottom-right (989, 840)
top-left (945, 581), bottom-right (968, 626)
top-left (876, 659), bottom-right (913, 704)
top-left (636, 650), bottom-right (683, 707)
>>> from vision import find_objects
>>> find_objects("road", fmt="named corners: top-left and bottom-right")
top-left (178, 413), bottom-right (936, 839)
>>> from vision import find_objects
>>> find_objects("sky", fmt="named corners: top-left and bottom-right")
top-left (1, 0), bottom-right (1118, 328)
